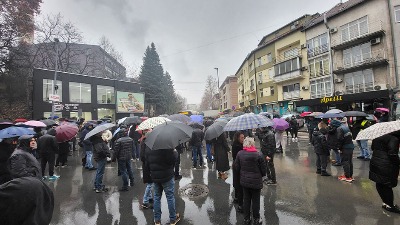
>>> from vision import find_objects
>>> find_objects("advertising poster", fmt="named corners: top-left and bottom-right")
top-left (116, 91), bottom-right (145, 113)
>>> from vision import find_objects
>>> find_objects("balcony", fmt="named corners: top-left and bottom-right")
top-left (275, 49), bottom-right (302, 64)
top-left (331, 20), bottom-right (385, 51)
top-left (333, 49), bottom-right (388, 74)
top-left (273, 69), bottom-right (304, 83)
top-left (307, 44), bottom-right (329, 58)
top-left (283, 90), bottom-right (300, 100)
top-left (345, 82), bottom-right (374, 94)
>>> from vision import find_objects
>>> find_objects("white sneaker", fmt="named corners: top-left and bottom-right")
top-left (292, 138), bottom-right (295, 142)
top-left (295, 138), bottom-right (298, 142)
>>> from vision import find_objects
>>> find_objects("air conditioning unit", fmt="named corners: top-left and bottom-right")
top-left (330, 27), bottom-right (338, 34)
top-left (335, 78), bottom-right (343, 83)
top-left (335, 91), bottom-right (343, 95)
top-left (301, 66), bottom-right (308, 71)
top-left (374, 85), bottom-right (381, 90)
top-left (302, 86), bottom-right (309, 90)
top-left (258, 80), bottom-right (262, 84)
top-left (301, 44), bottom-right (307, 49)
top-left (371, 37), bottom-right (381, 45)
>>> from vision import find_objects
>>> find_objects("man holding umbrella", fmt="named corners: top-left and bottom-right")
top-left (190, 127), bottom-right (204, 168)
top-left (257, 126), bottom-right (277, 185)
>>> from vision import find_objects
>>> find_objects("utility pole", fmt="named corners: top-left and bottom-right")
top-left (324, 13), bottom-right (335, 96)
top-left (214, 68), bottom-right (220, 110)
top-left (51, 38), bottom-right (59, 118)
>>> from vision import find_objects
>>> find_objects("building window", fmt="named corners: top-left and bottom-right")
top-left (341, 16), bottom-right (368, 42)
top-left (260, 89), bottom-right (264, 98)
top-left (307, 33), bottom-right (328, 58)
top-left (283, 48), bottom-right (299, 60)
top-left (282, 83), bottom-right (300, 99)
top-left (344, 69), bottom-right (374, 94)
top-left (343, 42), bottom-right (371, 68)
top-left (310, 77), bottom-right (331, 99)
top-left (69, 82), bottom-right (91, 103)
top-left (97, 108), bottom-right (115, 121)
top-left (309, 55), bottom-right (330, 78)
top-left (396, 6), bottom-right (400, 23)
top-left (97, 85), bottom-right (115, 104)
top-left (43, 79), bottom-right (62, 102)
top-left (250, 79), bottom-right (255, 91)
top-left (270, 86), bottom-right (275, 96)
top-left (43, 112), bottom-right (62, 119)
top-left (267, 53), bottom-right (272, 63)
top-left (268, 68), bottom-right (274, 80)
top-left (257, 57), bottom-right (262, 67)
top-left (274, 58), bottom-right (300, 76)
top-left (258, 72), bottom-right (262, 83)
top-left (70, 112), bottom-right (92, 121)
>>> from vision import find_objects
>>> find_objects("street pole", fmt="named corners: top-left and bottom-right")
top-left (324, 13), bottom-right (335, 97)
top-left (51, 38), bottom-right (59, 118)
top-left (214, 67), bottom-right (219, 89)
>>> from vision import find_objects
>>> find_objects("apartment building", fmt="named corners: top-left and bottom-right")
top-left (219, 76), bottom-right (238, 112)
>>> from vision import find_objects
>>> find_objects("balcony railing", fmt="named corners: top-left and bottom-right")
top-left (273, 69), bottom-right (304, 83)
top-left (333, 49), bottom-right (388, 74)
top-left (275, 49), bottom-right (302, 64)
top-left (283, 90), bottom-right (300, 100)
top-left (307, 44), bottom-right (329, 58)
top-left (331, 20), bottom-right (384, 50)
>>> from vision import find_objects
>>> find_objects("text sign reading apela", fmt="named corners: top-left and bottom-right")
top-left (320, 96), bottom-right (343, 104)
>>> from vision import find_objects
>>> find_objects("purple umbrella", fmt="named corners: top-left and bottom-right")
top-left (273, 118), bottom-right (289, 131)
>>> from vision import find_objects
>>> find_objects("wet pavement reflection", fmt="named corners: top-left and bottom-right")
top-left (49, 133), bottom-right (400, 225)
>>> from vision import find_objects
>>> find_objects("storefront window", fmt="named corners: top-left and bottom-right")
top-left (70, 112), bottom-right (92, 121)
top-left (98, 108), bottom-right (115, 121)
top-left (43, 112), bottom-right (62, 119)
top-left (97, 85), bottom-right (115, 104)
top-left (43, 79), bottom-right (62, 102)
top-left (69, 82), bottom-right (91, 103)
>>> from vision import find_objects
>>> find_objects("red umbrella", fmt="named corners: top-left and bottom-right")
top-left (300, 112), bottom-right (312, 117)
top-left (14, 118), bottom-right (28, 123)
top-left (375, 108), bottom-right (389, 113)
top-left (55, 124), bottom-right (79, 143)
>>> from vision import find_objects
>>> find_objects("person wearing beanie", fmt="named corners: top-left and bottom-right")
top-left (234, 137), bottom-right (267, 225)
top-left (37, 128), bottom-right (59, 180)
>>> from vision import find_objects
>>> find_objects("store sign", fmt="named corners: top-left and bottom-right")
top-left (64, 104), bottom-right (79, 112)
top-left (49, 94), bottom-right (60, 102)
top-left (53, 103), bottom-right (63, 112)
top-left (320, 96), bottom-right (343, 104)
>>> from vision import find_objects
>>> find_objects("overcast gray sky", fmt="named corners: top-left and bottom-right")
top-left (39, 0), bottom-right (340, 105)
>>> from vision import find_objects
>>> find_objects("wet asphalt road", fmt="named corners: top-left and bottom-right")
top-left (48, 133), bottom-right (400, 225)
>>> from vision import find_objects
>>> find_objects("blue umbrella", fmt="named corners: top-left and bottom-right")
top-left (317, 113), bottom-right (345, 119)
top-left (223, 114), bottom-right (274, 131)
top-left (0, 126), bottom-right (36, 139)
top-left (190, 115), bottom-right (204, 124)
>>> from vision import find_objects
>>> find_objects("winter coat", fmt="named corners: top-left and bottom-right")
top-left (128, 126), bottom-right (141, 143)
top-left (0, 177), bottom-right (54, 225)
top-left (102, 130), bottom-right (113, 143)
top-left (369, 134), bottom-right (400, 187)
top-left (114, 136), bottom-right (133, 161)
top-left (336, 125), bottom-right (355, 151)
top-left (351, 119), bottom-right (371, 140)
top-left (140, 139), bottom-right (152, 184)
top-left (37, 129), bottom-right (58, 155)
top-left (234, 146), bottom-right (267, 190)
top-left (190, 128), bottom-right (204, 147)
top-left (80, 128), bottom-right (93, 152)
top-left (213, 133), bottom-right (230, 172)
top-left (289, 118), bottom-right (299, 130)
top-left (0, 142), bottom-right (13, 185)
top-left (307, 119), bottom-right (319, 133)
top-left (91, 136), bottom-right (110, 161)
top-left (326, 121), bottom-right (341, 151)
top-left (8, 148), bottom-right (41, 180)
top-left (146, 148), bottom-right (176, 183)
top-left (58, 142), bottom-right (70, 155)
top-left (311, 131), bottom-right (329, 155)
top-left (258, 128), bottom-right (276, 157)
top-left (232, 141), bottom-right (243, 189)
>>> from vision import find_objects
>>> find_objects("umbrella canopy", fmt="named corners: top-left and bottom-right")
top-left (136, 117), bottom-right (171, 131)
top-left (326, 109), bottom-right (343, 114)
top-left (356, 120), bottom-right (400, 140)
top-left (188, 122), bottom-right (204, 130)
top-left (14, 118), bottom-right (28, 123)
top-left (145, 121), bottom-right (193, 150)
top-left (48, 116), bottom-right (59, 119)
top-left (23, 120), bottom-right (47, 128)
top-left (272, 118), bottom-right (289, 131)
top-left (0, 120), bottom-right (13, 130)
top-left (113, 127), bottom-right (121, 137)
top-left (0, 126), bottom-right (36, 139)
top-left (140, 116), bottom-right (149, 122)
top-left (118, 116), bottom-right (142, 125)
top-left (167, 114), bottom-right (191, 124)
top-left (40, 119), bottom-right (58, 126)
top-left (376, 107), bottom-right (389, 113)
top-left (317, 113), bottom-right (345, 119)
top-left (190, 115), bottom-right (204, 124)
top-left (306, 112), bottom-right (323, 117)
top-left (159, 114), bottom-right (169, 118)
top-left (84, 123), bottom-right (116, 140)
top-left (55, 124), bottom-right (79, 143)
top-left (343, 111), bottom-right (368, 117)
top-left (215, 117), bottom-right (229, 122)
top-left (300, 112), bottom-right (312, 117)
top-left (233, 111), bottom-right (245, 117)
top-left (281, 114), bottom-right (296, 119)
top-left (204, 121), bottom-right (227, 140)
top-left (224, 114), bottom-right (274, 131)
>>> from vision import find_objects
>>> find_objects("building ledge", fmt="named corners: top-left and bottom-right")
top-left (333, 58), bottom-right (388, 74)
top-left (331, 30), bottom-right (385, 51)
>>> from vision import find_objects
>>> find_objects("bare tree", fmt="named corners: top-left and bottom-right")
top-left (199, 75), bottom-right (219, 111)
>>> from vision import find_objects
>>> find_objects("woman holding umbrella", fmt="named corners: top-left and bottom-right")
top-left (212, 133), bottom-right (230, 179)
top-left (232, 131), bottom-right (245, 212)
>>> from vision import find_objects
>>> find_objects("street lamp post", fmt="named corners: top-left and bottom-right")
top-left (214, 67), bottom-right (219, 88)
top-left (214, 68), bottom-right (220, 110)
top-left (51, 38), bottom-right (60, 118)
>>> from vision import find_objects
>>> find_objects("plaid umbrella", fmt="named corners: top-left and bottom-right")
top-left (205, 121), bottom-right (227, 140)
top-left (167, 114), bottom-right (191, 124)
top-left (223, 114), bottom-right (274, 131)
top-left (356, 121), bottom-right (400, 140)
top-left (136, 117), bottom-right (171, 131)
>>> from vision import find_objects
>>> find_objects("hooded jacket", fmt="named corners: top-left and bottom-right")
top-left (312, 129), bottom-right (329, 155)
top-left (80, 126), bottom-right (93, 152)
top-left (8, 136), bottom-right (41, 179)
top-left (114, 135), bottom-right (134, 161)
top-left (190, 128), bottom-right (204, 147)
top-left (146, 148), bottom-right (176, 183)
top-left (234, 146), bottom-right (267, 189)
top-left (37, 129), bottom-right (58, 155)
top-left (336, 124), bottom-right (355, 150)
top-left (257, 128), bottom-right (276, 157)
top-left (91, 136), bottom-right (110, 161)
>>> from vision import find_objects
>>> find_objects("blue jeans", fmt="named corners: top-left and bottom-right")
top-left (192, 145), bottom-right (203, 167)
top-left (357, 140), bottom-right (370, 158)
top-left (85, 151), bottom-right (93, 168)
top-left (132, 142), bottom-right (140, 159)
top-left (153, 178), bottom-right (176, 222)
top-left (333, 149), bottom-right (341, 164)
top-left (143, 183), bottom-right (153, 204)
top-left (94, 159), bottom-right (107, 189)
top-left (118, 159), bottom-right (134, 187)
top-left (206, 143), bottom-right (213, 161)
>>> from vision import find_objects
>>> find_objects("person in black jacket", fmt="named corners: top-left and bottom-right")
top-left (8, 135), bottom-right (42, 180)
top-left (307, 117), bottom-right (319, 144)
top-left (335, 119), bottom-right (355, 182)
top-left (174, 143), bottom-right (184, 180)
top-left (114, 129), bottom-right (134, 191)
top-left (139, 133), bottom-right (153, 209)
top-left (369, 133), bottom-right (400, 214)
top-left (190, 128), bottom-right (204, 168)
top-left (146, 148), bottom-right (180, 224)
top-left (129, 123), bottom-right (141, 161)
top-left (326, 120), bottom-right (341, 166)
top-left (0, 139), bottom-right (14, 185)
top-left (37, 128), bottom-right (59, 180)
top-left (231, 131), bottom-right (244, 213)
top-left (289, 116), bottom-right (299, 142)
top-left (311, 128), bottom-right (330, 176)
top-left (80, 124), bottom-right (96, 170)
top-left (234, 137), bottom-right (267, 225)
top-left (55, 141), bottom-right (70, 167)
top-left (258, 126), bottom-right (277, 185)
top-left (91, 134), bottom-right (111, 193)
top-left (213, 133), bottom-right (230, 179)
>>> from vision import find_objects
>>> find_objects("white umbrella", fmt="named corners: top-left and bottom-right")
top-left (356, 121), bottom-right (400, 140)
top-left (136, 117), bottom-right (171, 131)
top-left (84, 123), bottom-right (116, 140)
top-left (326, 109), bottom-right (343, 114)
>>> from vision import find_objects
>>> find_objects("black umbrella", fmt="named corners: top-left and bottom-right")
top-left (204, 121), bottom-right (227, 141)
top-left (40, 119), bottom-right (58, 126)
top-left (122, 116), bottom-right (142, 125)
top-left (84, 123), bottom-right (116, 140)
top-left (188, 122), bottom-right (204, 130)
top-left (167, 114), bottom-right (191, 124)
top-left (344, 111), bottom-right (368, 117)
top-left (145, 121), bottom-right (193, 150)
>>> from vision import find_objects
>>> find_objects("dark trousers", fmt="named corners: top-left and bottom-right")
top-left (266, 155), bottom-right (276, 182)
top-left (72, 137), bottom-right (77, 151)
top-left (308, 131), bottom-right (313, 142)
top-left (290, 129), bottom-right (298, 138)
top-left (56, 153), bottom-right (68, 166)
top-left (316, 153), bottom-right (328, 171)
top-left (376, 183), bottom-right (394, 207)
top-left (243, 187), bottom-right (261, 220)
top-left (41, 153), bottom-right (55, 176)
top-left (340, 151), bottom-right (353, 178)
top-left (234, 185), bottom-right (243, 207)
top-left (175, 152), bottom-right (181, 176)
top-left (118, 159), bottom-right (134, 187)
